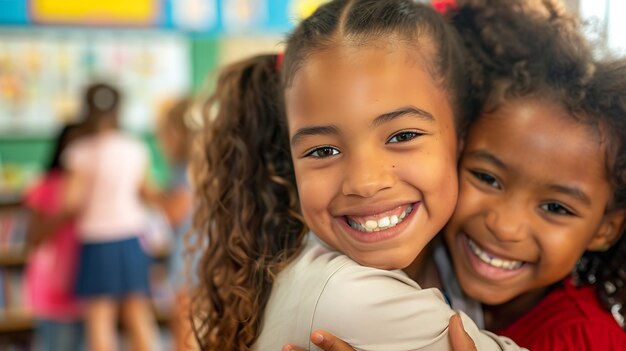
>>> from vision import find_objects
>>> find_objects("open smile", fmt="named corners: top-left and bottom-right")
top-left (346, 204), bottom-right (414, 232)
top-left (467, 238), bottom-right (523, 270)
top-left (338, 202), bottom-right (419, 243)
top-left (460, 233), bottom-right (528, 280)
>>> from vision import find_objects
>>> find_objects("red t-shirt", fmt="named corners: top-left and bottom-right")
top-left (497, 278), bottom-right (626, 350)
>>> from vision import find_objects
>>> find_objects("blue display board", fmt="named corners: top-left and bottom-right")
top-left (0, 0), bottom-right (327, 33)
top-left (0, 0), bottom-right (29, 24)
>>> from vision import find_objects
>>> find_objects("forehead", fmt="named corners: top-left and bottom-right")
top-left (284, 41), bottom-right (452, 128)
top-left (467, 98), bottom-right (609, 189)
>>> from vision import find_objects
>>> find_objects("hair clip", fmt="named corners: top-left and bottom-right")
top-left (276, 52), bottom-right (285, 72)
top-left (432, 0), bottom-right (458, 14)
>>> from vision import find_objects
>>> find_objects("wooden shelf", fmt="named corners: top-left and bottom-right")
top-left (0, 193), bottom-right (22, 210)
top-left (0, 306), bottom-right (171, 334)
top-left (0, 250), bottom-right (26, 267)
top-left (0, 311), bottom-right (33, 334)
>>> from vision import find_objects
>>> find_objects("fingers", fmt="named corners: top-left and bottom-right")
top-left (309, 330), bottom-right (356, 351)
top-left (282, 345), bottom-right (307, 351)
top-left (449, 314), bottom-right (478, 351)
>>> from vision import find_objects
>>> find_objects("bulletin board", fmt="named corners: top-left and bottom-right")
top-left (0, 28), bottom-right (190, 135)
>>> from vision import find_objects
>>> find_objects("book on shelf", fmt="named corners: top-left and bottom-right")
top-left (0, 210), bottom-right (28, 255)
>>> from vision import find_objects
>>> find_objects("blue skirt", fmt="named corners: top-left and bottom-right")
top-left (75, 237), bottom-right (151, 299)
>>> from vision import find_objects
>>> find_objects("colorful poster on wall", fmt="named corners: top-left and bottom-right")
top-left (30, 0), bottom-right (159, 26)
top-left (222, 0), bottom-right (267, 33)
top-left (172, 0), bottom-right (219, 31)
top-left (0, 29), bottom-right (190, 134)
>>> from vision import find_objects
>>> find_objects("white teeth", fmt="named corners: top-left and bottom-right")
top-left (468, 239), bottom-right (523, 270)
top-left (390, 215), bottom-right (399, 225)
top-left (378, 217), bottom-right (391, 228)
top-left (364, 220), bottom-right (377, 230)
top-left (347, 205), bottom-right (413, 233)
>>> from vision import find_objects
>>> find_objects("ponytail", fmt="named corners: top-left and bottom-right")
top-left (190, 54), bottom-right (307, 350)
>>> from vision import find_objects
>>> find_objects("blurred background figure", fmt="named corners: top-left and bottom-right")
top-left (155, 97), bottom-right (198, 351)
top-left (62, 83), bottom-right (158, 351)
top-left (23, 122), bottom-right (89, 351)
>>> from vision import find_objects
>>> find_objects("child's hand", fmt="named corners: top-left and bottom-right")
top-left (282, 330), bottom-right (355, 351)
top-left (450, 314), bottom-right (477, 351)
top-left (282, 314), bottom-right (476, 351)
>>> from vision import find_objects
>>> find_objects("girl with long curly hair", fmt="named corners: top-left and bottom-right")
top-left (190, 0), bottom-right (528, 350)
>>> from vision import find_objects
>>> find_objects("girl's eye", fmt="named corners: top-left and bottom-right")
top-left (387, 131), bottom-right (421, 144)
top-left (540, 203), bottom-right (574, 216)
top-left (305, 146), bottom-right (340, 159)
top-left (471, 171), bottom-right (501, 189)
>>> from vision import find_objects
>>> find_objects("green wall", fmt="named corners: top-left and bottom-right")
top-left (0, 134), bottom-right (170, 188)
top-left (191, 36), bottom-right (220, 93)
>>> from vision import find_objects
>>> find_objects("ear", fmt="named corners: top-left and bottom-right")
top-left (587, 209), bottom-right (626, 251)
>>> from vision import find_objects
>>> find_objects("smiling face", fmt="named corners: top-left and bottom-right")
top-left (285, 42), bottom-right (459, 270)
top-left (443, 97), bottom-right (625, 305)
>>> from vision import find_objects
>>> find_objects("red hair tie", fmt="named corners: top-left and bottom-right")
top-left (276, 52), bottom-right (285, 71)
top-left (432, 0), bottom-right (458, 14)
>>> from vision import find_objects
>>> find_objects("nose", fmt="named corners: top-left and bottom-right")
top-left (484, 201), bottom-right (529, 243)
top-left (341, 149), bottom-right (396, 198)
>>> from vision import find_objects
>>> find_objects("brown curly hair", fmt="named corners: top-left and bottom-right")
top-left (449, 0), bottom-right (626, 328)
top-left (190, 0), bottom-right (473, 349)
top-left (190, 54), bottom-right (306, 349)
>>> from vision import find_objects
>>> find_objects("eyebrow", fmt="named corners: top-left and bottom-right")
top-left (464, 150), bottom-right (508, 170)
top-left (547, 184), bottom-right (592, 207)
top-left (290, 106), bottom-right (434, 147)
top-left (290, 125), bottom-right (340, 147)
top-left (372, 106), bottom-right (434, 127)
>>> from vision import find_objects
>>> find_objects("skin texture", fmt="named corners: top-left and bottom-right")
top-left (443, 97), bottom-right (626, 314)
top-left (286, 41), bottom-right (459, 270)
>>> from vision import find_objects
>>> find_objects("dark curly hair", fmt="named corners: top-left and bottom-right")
top-left (190, 0), bottom-right (472, 349)
top-left (449, 0), bottom-right (626, 329)
top-left (573, 59), bottom-right (626, 329)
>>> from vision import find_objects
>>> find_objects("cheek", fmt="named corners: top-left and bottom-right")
top-left (294, 165), bottom-right (335, 219)
top-left (444, 181), bottom-right (487, 237)
top-left (538, 229), bottom-right (595, 275)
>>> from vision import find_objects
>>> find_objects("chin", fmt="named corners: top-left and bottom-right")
top-left (357, 258), bottom-right (403, 270)
top-left (461, 283), bottom-right (515, 306)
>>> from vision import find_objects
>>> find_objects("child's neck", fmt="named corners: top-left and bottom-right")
top-left (482, 286), bottom-right (552, 331)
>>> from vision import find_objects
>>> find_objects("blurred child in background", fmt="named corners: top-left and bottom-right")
top-left (23, 122), bottom-right (88, 351)
top-left (62, 83), bottom-right (158, 351)
top-left (155, 97), bottom-right (198, 351)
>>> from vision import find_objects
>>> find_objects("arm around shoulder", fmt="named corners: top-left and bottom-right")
top-left (311, 264), bottom-right (525, 351)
